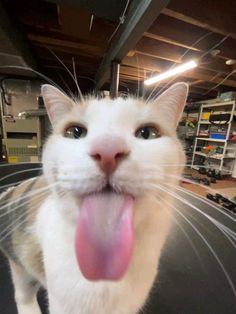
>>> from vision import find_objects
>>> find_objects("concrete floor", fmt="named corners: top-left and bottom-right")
top-left (182, 168), bottom-right (236, 199)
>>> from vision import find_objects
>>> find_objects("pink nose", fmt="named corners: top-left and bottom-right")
top-left (90, 137), bottom-right (129, 174)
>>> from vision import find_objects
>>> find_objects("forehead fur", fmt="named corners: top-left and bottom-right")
top-left (53, 96), bottom-right (151, 134)
top-left (42, 82), bottom-right (188, 137)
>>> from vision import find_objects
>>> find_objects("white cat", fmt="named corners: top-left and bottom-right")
top-left (0, 82), bottom-right (188, 314)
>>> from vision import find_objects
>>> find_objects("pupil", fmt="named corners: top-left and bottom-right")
top-left (141, 127), bottom-right (150, 139)
top-left (74, 127), bottom-right (82, 138)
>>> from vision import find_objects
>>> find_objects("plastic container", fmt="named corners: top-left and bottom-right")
top-left (209, 134), bottom-right (226, 139)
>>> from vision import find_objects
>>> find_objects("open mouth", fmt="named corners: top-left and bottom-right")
top-left (74, 186), bottom-right (135, 281)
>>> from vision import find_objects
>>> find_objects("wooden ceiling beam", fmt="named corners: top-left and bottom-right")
top-left (162, 0), bottom-right (236, 39)
top-left (145, 14), bottom-right (210, 51)
top-left (120, 66), bottom-right (147, 79)
top-left (189, 86), bottom-right (217, 96)
top-left (122, 55), bottom-right (236, 88)
top-left (187, 92), bottom-right (212, 100)
top-left (36, 51), bottom-right (100, 64)
top-left (122, 55), bottom-right (171, 73)
top-left (38, 57), bottom-right (98, 73)
top-left (32, 42), bottom-right (103, 61)
top-left (188, 80), bottom-right (232, 92)
top-left (182, 70), bottom-right (236, 88)
top-left (28, 34), bottom-right (105, 57)
top-left (120, 74), bottom-right (141, 82)
top-left (189, 80), bottom-right (204, 86)
top-left (143, 32), bottom-right (200, 51)
top-left (144, 14), bottom-right (236, 61)
top-left (23, 17), bottom-right (114, 45)
top-left (136, 38), bottom-right (233, 74)
top-left (95, 0), bottom-right (170, 88)
top-left (119, 76), bottom-right (218, 99)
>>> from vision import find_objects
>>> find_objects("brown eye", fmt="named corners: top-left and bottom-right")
top-left (135, 125), bottom-right (160, 140)
top-left (64, 125), bottom-right (87, 139)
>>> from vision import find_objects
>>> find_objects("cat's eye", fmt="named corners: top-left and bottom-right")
top-left (135, 125), bottom-right (160, 140)
top-left (64, 125), bottom-right (87, 139)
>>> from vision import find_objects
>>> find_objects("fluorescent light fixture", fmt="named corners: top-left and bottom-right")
top-left (144, 60), bottom-right (198, 86)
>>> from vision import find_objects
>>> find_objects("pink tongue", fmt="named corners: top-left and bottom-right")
top-left (75, 192), bottom-right (134, 281)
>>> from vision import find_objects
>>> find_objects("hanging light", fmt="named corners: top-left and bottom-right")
top-left (144, 60), bottom-right (198, 86)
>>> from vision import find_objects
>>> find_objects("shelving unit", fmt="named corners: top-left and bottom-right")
top-left (191, 100), bottom-right (236, 174)
top-left (178, 108), bottom-right (199, 165)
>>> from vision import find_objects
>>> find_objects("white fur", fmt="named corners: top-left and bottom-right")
top-left (9, 261), bottom-right (41, 314)
top-left (17, 83), bottom-right (188, 314)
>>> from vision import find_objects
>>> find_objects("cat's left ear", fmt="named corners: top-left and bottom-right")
top-left (153, 82), bottom-right (189, 129)
top-left (41, 84), bottom-right (74, 127)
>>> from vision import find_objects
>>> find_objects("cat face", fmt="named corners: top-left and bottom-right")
top-left (42, 83), bottom-right (188, 200)
top-left (41, 83), bottom-right (188, 281)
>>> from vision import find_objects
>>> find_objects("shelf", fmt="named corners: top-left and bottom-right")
top-left (199, 121), bottom-right (211, 124)
top-left (190, 100), bottom-right (236, 175)
top-left (195, 152), bottom-right (222, 159)
top-left (195, 152), bottom-right (208, 157)
top-left (201, 101), bottom-right (235, 108)
top-left (191, 165), bottom-right (231, 174)
top-left (196, 137), bottom-right (227, 142)
top-left (195, 152), bottom-right (235, 160)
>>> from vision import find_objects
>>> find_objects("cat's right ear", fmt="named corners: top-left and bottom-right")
top-left (41, 85), bottom-right (74, 127)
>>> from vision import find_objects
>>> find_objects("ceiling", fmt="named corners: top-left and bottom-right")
top-left (0, 0), bottom-right (236, 102)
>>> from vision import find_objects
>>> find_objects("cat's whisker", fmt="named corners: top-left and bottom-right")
top-left (151, 176), bottom-right (236, 225)
top-left (54, 68), bottom-right (76, 100)
top-left (154, 185), bottom-right (236, 298)
top-left (168, 185), bottom-right (236, 244)
top-left (72, 57), bottom-right (80, 98)
top-left (0, 65), bottom-right (62, 91)
top-left (0, 190), bottom-right (66, 245)
top-left (0, 192), bottom-right (47, 230)
top-left (0, 215), bottom-right (32, 244)
top-left (155, 196), bottom-right (204, 266)
top-left (141, 166), bottom-right (236, 208)
top-left (169, 203), bottom-right (236, 298)
top-left (148, 76), bottom-right (177, 103)
top-left (48, 48), bottom-right (84, 102)
top-left (0, 167), bottom-right (42, 184)
top-left (175, 200), bottom-right (236, 246)
top-left (0, 191), bottom-right (50, 241)
top-left (166, 186), bottom-right (236, 252)
top-left (0, 178), bottom-right (39, 192)
top-left (0, 181), bottom-right (59, 210)
top-left (150, 180), bottom-right (236, 243)
top-left (215, 224), bottom-right (236, 240)
top-left (135, 51), bottom-right (141, 97)
top-left (210, 220), bottom-right (236, 247)
top-left (174, 184), bottom-right (236, 219)
top-left (151, 178), bottom-right (236, 232)
top-left (0, 189), bottom-right (51, 219)
top-left (142, 163), bottom-right (218, 169)
top-left (0, 162), bottom-right (42, 168)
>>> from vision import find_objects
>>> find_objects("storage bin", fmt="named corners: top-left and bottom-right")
top-left (209, 134), bottom-right (226, 139)
top-left (202, 112), bottom-right (211, 120)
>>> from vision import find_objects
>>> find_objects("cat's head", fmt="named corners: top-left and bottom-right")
top-left (41, 82), bottom-right (188, 281)
top-left (42, 83), bottom-right (188, 197)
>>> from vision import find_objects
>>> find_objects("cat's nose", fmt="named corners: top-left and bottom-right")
top-left (90, 137), bottom-right (129, 174)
